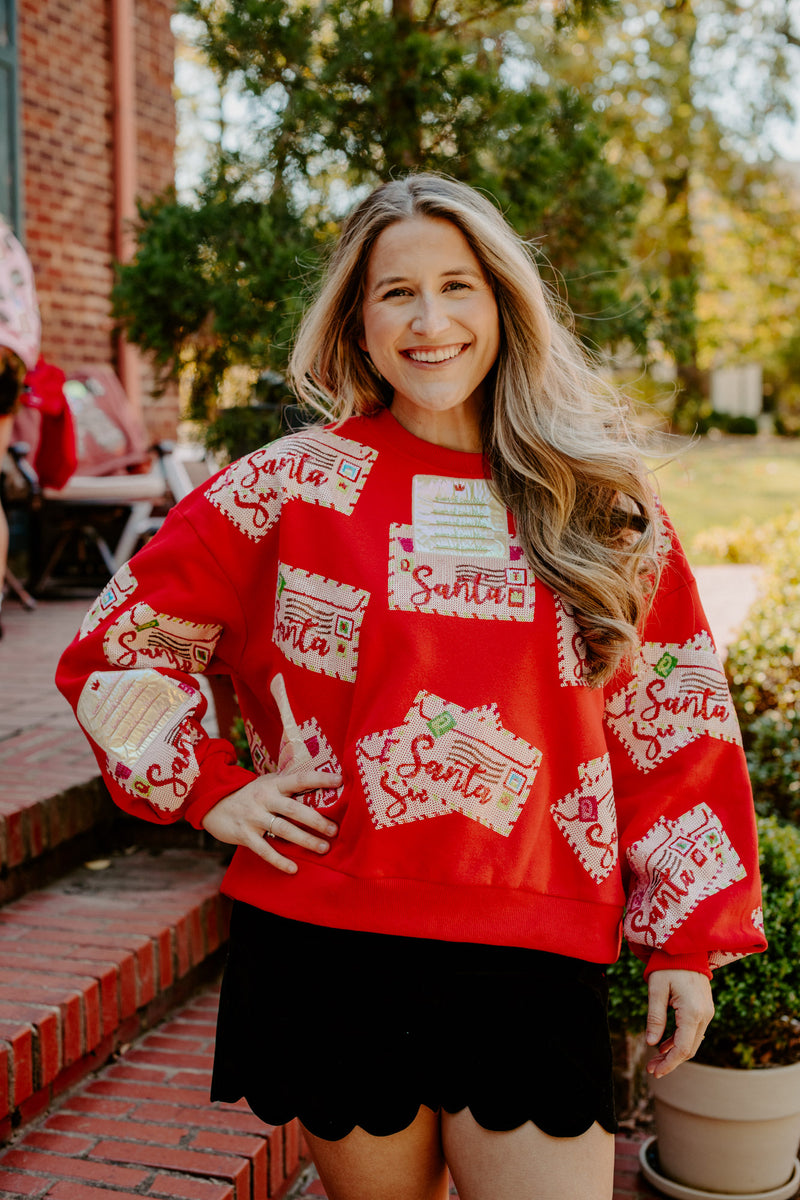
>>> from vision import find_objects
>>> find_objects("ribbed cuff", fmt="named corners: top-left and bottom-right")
top-left (642, 950), bottom-right (712, 980)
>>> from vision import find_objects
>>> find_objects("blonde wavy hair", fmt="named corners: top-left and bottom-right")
top-left (290, 174), bottom-right (660, 685)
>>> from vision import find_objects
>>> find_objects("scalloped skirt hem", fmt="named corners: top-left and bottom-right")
top-left (210, 902), bottom-right (619, 1143)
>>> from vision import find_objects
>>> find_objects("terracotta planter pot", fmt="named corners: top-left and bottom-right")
top-left (646, 1059), bottom-right (800, 1197)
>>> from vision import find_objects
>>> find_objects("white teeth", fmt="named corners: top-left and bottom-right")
top-left (406, 346), bottom-right (464, 363)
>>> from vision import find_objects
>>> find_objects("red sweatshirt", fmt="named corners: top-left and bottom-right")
top-left (56, 410), bottom-right (766, 977)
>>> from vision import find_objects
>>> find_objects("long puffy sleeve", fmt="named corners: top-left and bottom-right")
top-left (604, 512), bottom-right (766, 978)
top-left (55, 497), bottom-right (260, 831)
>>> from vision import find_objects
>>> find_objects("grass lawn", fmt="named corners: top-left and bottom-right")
top-left (648, 435), bottom-right (800, 563)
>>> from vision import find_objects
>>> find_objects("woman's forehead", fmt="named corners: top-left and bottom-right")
top-left (366, 216), bottom-right (484, 278)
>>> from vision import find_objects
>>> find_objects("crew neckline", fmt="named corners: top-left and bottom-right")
top-left (348, 408), bottom-right (488, 476)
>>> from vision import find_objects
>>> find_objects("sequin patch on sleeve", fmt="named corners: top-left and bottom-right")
top-left (103, 602), bottom-right (222, 673)
top-left (76, 669), bottom-right (203, 812)
top-left (205, 431), bottom-right (377, 541)
top-left (387, 476), bottom-right (534, 620)
top-left (624, 802), bottom-right (746, 950)
top-left (554, 595), bottom-right (588, 686)
top-left (273, 563), bottom-right (370, 682)
top-left (605, 632), bottom-right (741, 772)
top-left (79, 563), bottom-right (138, 638)
top-left (550, 755), bottom-right (617, 882)
top-left (356, 690), bottom-right (542, 836)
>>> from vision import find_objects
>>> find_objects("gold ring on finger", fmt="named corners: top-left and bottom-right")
top-left (265, 814), bottom-right (278, 839)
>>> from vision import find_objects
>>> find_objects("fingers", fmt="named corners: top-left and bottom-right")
top-left (201, 769), bottom-right (342, 876)
top-left (275, 767), bottom-right (343, 799)
top-left (645, 969), bottom-right (715, 1079)
top-left (645, 972), bottom-right (670, 1049)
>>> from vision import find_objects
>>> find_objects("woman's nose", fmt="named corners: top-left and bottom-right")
top-left (410, 294), bottom-right (450, 336)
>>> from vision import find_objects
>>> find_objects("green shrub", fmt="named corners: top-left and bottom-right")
top-left (607, 815), bottom-right (800, 1068)
top-left (695, 410), bottom-right (759, 436)
top-left (691, 511), bottom-right (795, 565)
top-left (726, 512), bottom-right (800, 723)
top-left (746, 709), bottom-right (800, 823)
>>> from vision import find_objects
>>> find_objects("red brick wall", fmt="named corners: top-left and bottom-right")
top-left (17, 0), bottom-right (176, 436)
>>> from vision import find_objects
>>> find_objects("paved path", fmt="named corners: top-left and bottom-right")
top-left (693, 564), bottom-right (762, 656)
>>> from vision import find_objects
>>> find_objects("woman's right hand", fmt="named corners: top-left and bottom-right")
top-left (201, 769), bottom-right (341, 874)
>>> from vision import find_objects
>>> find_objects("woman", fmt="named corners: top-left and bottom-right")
top-left (57, 175), bottom-right (765, 1200)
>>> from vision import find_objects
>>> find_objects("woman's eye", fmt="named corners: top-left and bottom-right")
top-left (444, 280), bottom-right (470, 292)
top-left (382, 287), bottom-right (410, 299)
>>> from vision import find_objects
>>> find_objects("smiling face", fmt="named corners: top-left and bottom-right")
top-left (359, 216), bottom-right (501, 452)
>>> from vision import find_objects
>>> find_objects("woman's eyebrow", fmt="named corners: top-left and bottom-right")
top-left (371, 267), bottom-right (483, 290)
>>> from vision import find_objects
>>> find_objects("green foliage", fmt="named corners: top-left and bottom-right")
top-left (695, 411), bottom-right (759, 437)
top-left (746, 709), bottom-right (800, 824)
top-left (691, 511), bottom-right (795, 567)
top-left (608, 815), bottom-right (800, 1069)
top-left (202, 372), bottom-right (299, 462)
top-left (115, 0), bottom-right (651, 420)
top-left (726, 513), bottom-right (800, 723)
top-left (112, 179), bottom-right (317, 419)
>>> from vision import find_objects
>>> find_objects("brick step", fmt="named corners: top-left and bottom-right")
top-left (0, 845), bottom-right (230, 1146)
top-left (0, 982), bottom-right (305, 1200)
top-left (0, 599), bottom-right (223, 905)
top-left (0, 602), bottom-right (108, 899)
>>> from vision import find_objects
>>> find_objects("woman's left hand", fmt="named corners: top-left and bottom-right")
top-left (645, 969), bottom-right (715, 1079)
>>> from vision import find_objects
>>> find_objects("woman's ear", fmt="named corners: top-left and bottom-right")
top-left (357, 334), bottom-right (367, 352)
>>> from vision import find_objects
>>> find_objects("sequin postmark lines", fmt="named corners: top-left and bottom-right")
top-left (356, 690), bottom-right (542, 837)
top-left (605, 631), bottom-right (742, 772)
top-left (389, 476), bottom-right (535, 620)
top-left (274, 563), bottom-right (370, 683)
top-left (206, 430), bottom-right (377, 541)
top-left (103, 602), bottom-right (222, 673)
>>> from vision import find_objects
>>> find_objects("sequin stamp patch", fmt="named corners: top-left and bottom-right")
top-left (80, 563), bottom-right (138, 638)
top-left (550, 755), bottom-right (617, 882)
top-left (103, 602), bottom-right (222, 673)
top-left (205, 430), bottom-right (377, 541)
top-left (273, 563), bottom-right (369, 682)
top-left (388, 476), bottom-right (534, 620)
top-left (624, 802), bottom-right (746, 950)
top-left (605, 631), bottom-right (741, 772)
top-left (412, 476), bottom-right (509, 556)
top-left (77, 668), bottom-right (203, 812)
top-left (356, 690), bottom-right (542, 836)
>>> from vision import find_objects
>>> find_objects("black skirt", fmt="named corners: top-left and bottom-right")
top-left (211, 901), bottom-right (618, 1142)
